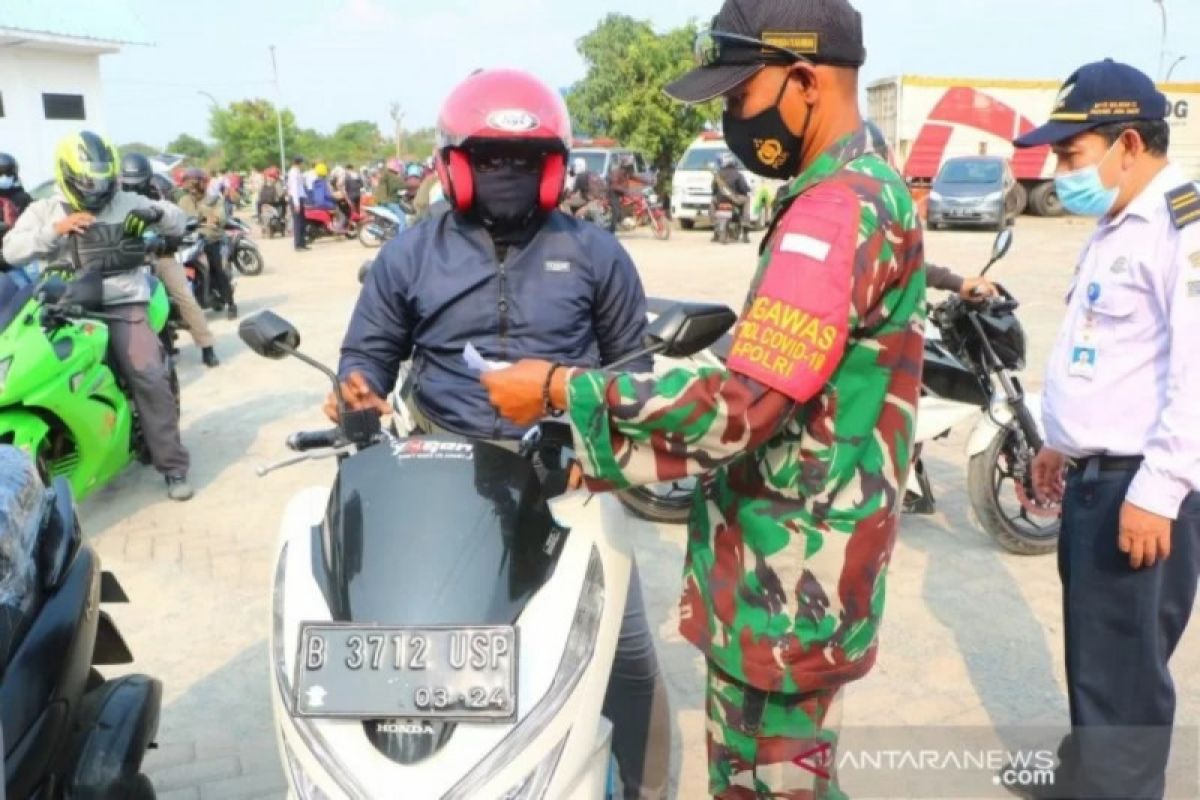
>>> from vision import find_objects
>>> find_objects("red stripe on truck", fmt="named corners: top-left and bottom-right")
top-left (905, 87), bottom-right (1052, 181)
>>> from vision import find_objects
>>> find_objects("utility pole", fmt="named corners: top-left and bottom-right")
top-left (389, 102), bottom-right (404, 159)
top-left (1152, 0), bottom-right (1168, 80)
top-left (269, 45), bottom-right (287, 167)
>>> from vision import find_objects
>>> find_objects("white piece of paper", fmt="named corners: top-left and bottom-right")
top-left (463, 342), bottom-right (511, 373)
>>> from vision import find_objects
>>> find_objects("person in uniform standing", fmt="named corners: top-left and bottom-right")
top-left (1009, 59), bottom-right (1200, 800)
top-left (481, 1), bottom-right (925, 797)
top-left (287, 155), bottom-right (309, 252)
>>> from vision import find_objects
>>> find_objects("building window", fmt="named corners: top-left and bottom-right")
top-left (43, 93), bottom-right (86, 121)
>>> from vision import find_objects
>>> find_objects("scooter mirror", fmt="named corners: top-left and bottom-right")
top-left (644, 302), bottom-right (738, 358)
top-left (991, 228), bottom-right (1013, 263)
top-left (239, 310), bottom-right (301, 359)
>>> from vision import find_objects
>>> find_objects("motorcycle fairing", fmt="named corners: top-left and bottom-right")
top-left (316, 436), bottom-right (567, 627)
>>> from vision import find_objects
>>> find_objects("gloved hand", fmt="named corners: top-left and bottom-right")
top-left (123, 206), bottom-right (164, 239)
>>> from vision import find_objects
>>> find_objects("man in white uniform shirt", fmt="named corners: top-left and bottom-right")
top-left (1007, 59), bottom-right (1200, 800)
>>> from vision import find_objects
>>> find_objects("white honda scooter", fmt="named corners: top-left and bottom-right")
top-left (239, 302), bottom-right (736, 799)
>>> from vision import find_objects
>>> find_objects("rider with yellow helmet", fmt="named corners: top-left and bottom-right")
top-left (1, 130), bottom-right (194, 501)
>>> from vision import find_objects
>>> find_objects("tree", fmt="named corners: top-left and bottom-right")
top-left (567, 15), bottom-right (719, 186)
top-left (401, 127), bottom-right (436, 161)
top-left (209, 99), bottom-right (299, 170)
top-left (166, 133), bottom-right (210, 160)
top-left (388, 102), bottom-right (404, 158)
top-left (323, 121), bottom-right (386, 166)
top-left (119, 141), bottom-right (158, 157)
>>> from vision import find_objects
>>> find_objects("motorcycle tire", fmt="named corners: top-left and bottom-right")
top-left (650, 212), bottom-right (671, 241)
top-left (358, 223), bottom-right (385, 248)
top-left (967, 426), bottom-right (1060, 556)
top-left (129, 773), bottom-right (157, 800)
top-left (233, 244), bottom-right (265, 276)
top-left (617, 481), bottom-right (694, 525)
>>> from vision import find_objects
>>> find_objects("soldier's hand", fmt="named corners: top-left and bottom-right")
top-left (960, 277), bottom-right (999, 302)
top-left (1119, 501), bottom-right (1172, 569)
top-left (1031, 447), bottom-right (1067, 504)
top-left (323, 371), bottom-right (391, 423)
top-left (53, 212), bottom-right (95, 236)
top-left (481, 359), bottom-right (555, 427)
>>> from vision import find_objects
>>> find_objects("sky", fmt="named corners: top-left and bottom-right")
top-left (95, 0), bottom-right (1200, 149)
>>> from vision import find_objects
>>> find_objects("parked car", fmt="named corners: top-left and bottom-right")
top-left (568, 144), bottom-right (650, 188)
top-left (670, 132), bottom-right (779, 230)
top-left (927, 155), bottom-right (1021, 231)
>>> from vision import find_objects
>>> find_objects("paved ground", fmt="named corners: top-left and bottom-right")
top-left (80, 215), bottom-right (1200, 799)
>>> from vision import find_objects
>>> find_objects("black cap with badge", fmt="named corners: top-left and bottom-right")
top-left (1014, 59), bottom-right (1168, 148)
top-left (665, 0), bottom-right (867, 105)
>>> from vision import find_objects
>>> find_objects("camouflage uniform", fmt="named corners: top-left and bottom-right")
top-left (565, 128), bottom-right (925, 798)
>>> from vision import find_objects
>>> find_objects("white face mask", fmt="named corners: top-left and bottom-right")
top-left (0, 176), bottom-right (14, 191)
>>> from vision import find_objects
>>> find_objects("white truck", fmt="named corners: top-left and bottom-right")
top-left (867, 75), bottom-right (1200, 215)
top-left (669, 132), bottom-right (780, 230)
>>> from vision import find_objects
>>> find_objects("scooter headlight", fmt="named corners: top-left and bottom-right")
top-left (443, 545), bottom-right (605, 800)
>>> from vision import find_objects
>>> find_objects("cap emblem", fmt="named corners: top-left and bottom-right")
top-left (486, 109), bottom-right (539, 132)
top-left (754, 138), bottom-right (786, 168)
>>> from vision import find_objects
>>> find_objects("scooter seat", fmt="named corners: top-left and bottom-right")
top-left (0, 446), bottom-right (48, 671)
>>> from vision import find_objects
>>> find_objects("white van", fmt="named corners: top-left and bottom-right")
top-left (670, 133), bottom-right (779, 230)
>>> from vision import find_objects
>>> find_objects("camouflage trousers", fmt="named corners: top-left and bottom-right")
top-left (706, 665), bottom-right (846, 800)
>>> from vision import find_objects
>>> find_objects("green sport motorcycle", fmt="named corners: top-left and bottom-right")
top-left (0, 223), bottom-right (176, 500)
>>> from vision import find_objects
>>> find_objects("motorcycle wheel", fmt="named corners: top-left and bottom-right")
top-left (233, 245), bottom-right (265, 276)
top-left (967, 426), bottom-right (1061, 555)
top-left (129, 773), bottom-right (156, 800)
top-left (617, 478), bottom-right (695, 524)
top-left (650, 212), bottom-right (671, 241)
top-left (358, 223), bottom-right (385, 248)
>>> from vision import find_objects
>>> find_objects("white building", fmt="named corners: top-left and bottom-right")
top-left (0, 20), bottom-right (131, 188)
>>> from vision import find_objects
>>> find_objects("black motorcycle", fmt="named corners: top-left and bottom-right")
top-left (174, 226), bottom-right (236, 314)
top-left (618, 231), bottom-right (1062, 555)
top-left (225, 217), bottom-right (264, 276)
top-left (0, 446), bottom-right (161, 799)
top-left (915, 230), bottom-right (1060, 554)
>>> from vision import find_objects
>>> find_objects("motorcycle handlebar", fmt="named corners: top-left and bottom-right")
top-left (286, 428), bottom-right (343, 452)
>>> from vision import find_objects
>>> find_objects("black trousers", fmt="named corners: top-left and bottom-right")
top-left (291, 199), bottom-right (306, 249)
top-left (201, 241), bottom-right (234, 308)
top-left (1057, 462), bottom-right (1199, 798)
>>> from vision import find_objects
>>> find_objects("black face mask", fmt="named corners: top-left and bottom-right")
top-left (723, 74), bottom-right (813, 180)
top-left (470, 164), bottom-right (542, 235)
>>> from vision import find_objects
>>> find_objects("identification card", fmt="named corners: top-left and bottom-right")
top-left (1068, 324), bottom-right (1099, 379)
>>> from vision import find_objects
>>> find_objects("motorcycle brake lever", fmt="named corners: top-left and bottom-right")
top-left (255, 445), bottom-right (352, 478)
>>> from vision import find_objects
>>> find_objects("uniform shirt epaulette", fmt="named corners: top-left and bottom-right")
top-left (1166, 182), bottom-right (1200, 229)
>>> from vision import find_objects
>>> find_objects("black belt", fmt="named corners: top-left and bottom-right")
top-left (1067, 454), bottom-right (1144, 475)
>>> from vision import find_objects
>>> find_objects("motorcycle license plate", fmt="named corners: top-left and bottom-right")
top-left (293, 623), bottom-right (517, 721)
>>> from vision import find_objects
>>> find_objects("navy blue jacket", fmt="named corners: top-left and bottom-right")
top-left (339, 210), bottom-right (651, 440)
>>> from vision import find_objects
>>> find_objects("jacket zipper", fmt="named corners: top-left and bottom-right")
top-left (494, 250), bottom-right (512, 439)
